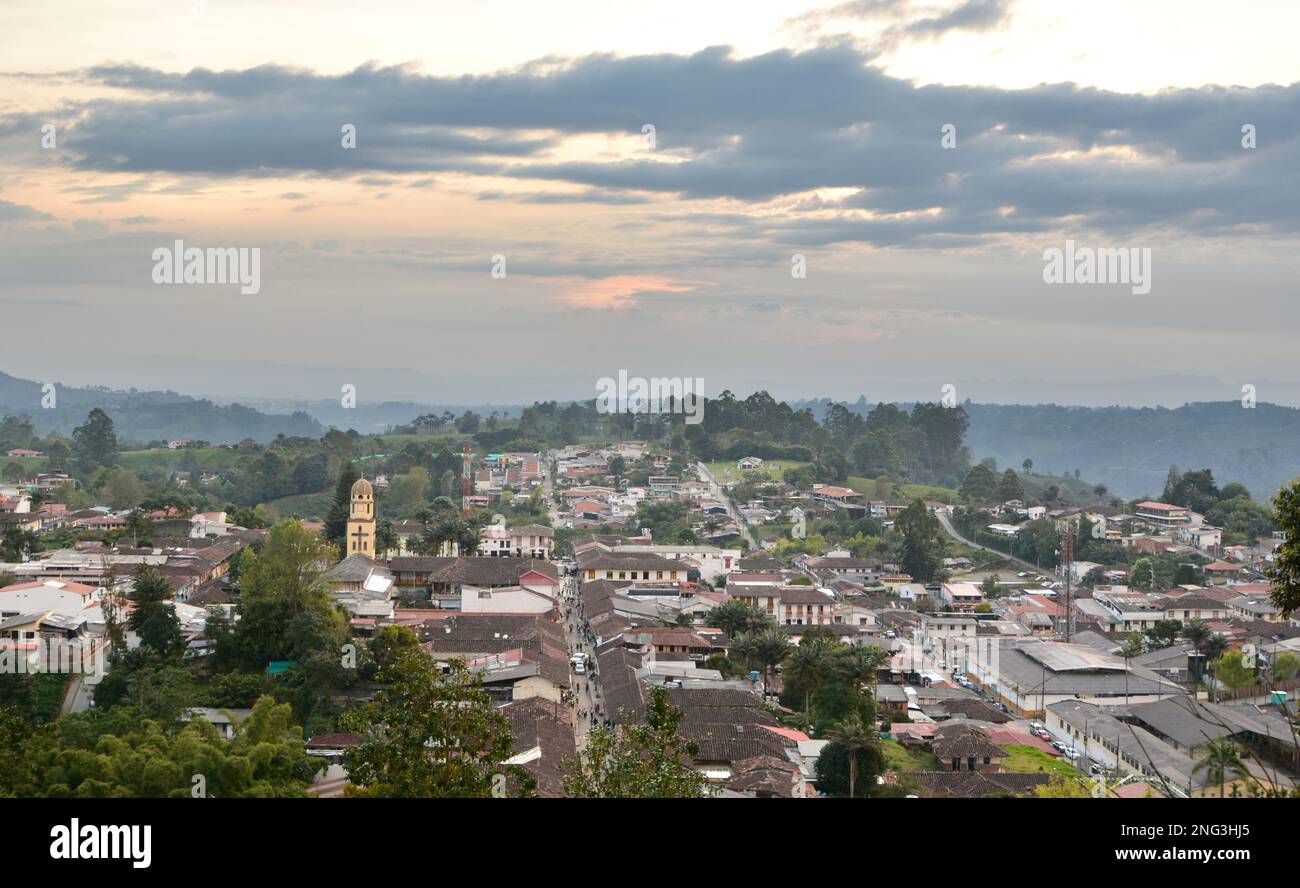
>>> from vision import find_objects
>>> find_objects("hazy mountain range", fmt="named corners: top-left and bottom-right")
top-left (4, 370), bottom-right (1298, 500)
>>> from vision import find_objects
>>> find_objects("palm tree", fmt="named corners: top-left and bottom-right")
top-left (783, 644), bottom-right (830, 719)
top-left (1183, 619), bottom-right (1211, 654)
top-left (837, 645), bottom-right (886, 695)
top-left (708, 600), bottom-right (765, 638)
top-left (752, 627), bottom-right (792, 692)
top-left (1193, 739), bottom-right (1249, 798)
top-left (827, 715), bottom-right (875, 798)
top-left (1204, 634), bottom-right (1229, 661)
top-left (730, 631), bottom-right (759, 674)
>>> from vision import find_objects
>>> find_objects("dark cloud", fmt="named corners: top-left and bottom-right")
top-left (905, 0), bottom-right (1013, 37)
top-left (3, 46), bottom-right (1297, 247)
top-left (0, 198), bottom-right (53, 221)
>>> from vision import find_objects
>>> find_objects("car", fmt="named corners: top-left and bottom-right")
top-left (1061, 747), bottom-right (1081, 760)
top-left (1034, 728), bottom-right (1051, 740)
top-left (573, 662), bottom-right (586, 674)
top-left (1050, 739), bottom-right (1066, 751)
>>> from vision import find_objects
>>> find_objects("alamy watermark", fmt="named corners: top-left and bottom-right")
top-left (595, 370), bottom-right (704, 425)
top-left (1042, 239), bottom-right (1151, 295)
top-left (152, 239), bottom-right (261, 294)
top-left (1, 637), bottom-right (107, 681)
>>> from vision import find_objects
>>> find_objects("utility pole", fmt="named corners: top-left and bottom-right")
top-left (1061, 525), bottom-right (1074, 643)
top-left (461, 444), bottom-right (473, 517)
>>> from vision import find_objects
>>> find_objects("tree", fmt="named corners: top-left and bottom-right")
top-left (564, 686), bottom-right (712, 798)
top-left (783, 643), bottom-right (831, 718)
top-left (960, 464), bottom-right (997, 503)
top-left (895, 498), bottom-right (944, 583)
top-left (72, 408), bottom-right (118, 472)
top-left (102, 468), bottom-right (145, 510)
top-left (1034, 774), bottom-right (1093, 798)
top-left (1162, 467), bottom-right (1220, 515)
top-left (706, 600), bottom-right (768, 637)
top-left (220, 519), bottom-right (349, 709)
top-left (1144, 619), bottom-right (1181, 649)
top-left (1193, 739), bottom-right (1248, 798)
top-left (1022, 458), bottom-right (1033, 475)
top-left (324, 461), bottom-right (360, 549)
top-left (385, 467), bottom-right (430, 517)
top-left (1211, 651), bottom-right (1256, 691)
top-left (1273, 651), bottom-right (1300, 682)
top-left (997, 469), bottom-right (1024, 503)
top-left (13, 695), bottom-right (316, 797)
top-left (345, 652), bottom-right (531, 798)
top-left (749, 627), bottom-right (791, 691)
top-left (1268, 479), bottom-right (1300, 616)
top-left (126, 564), bottom-right (184, 660)
top-left (826, 715), bottom-right (877, 799)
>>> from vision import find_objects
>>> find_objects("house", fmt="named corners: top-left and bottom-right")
top-left (1047, 697), bottom-right (1298, 797)
top-left (938, 582), bottom-right (985, 612)
top-left (1134, 501), bottom-right (1191, 530)
top-left (6, 449), bottom-right (43, 457)
top-left (1227, 594), bottom-right (1282, 623)
top-left (577, 550), bottom-right (686, 584)
top-left (1159, 594), bottom-right (1230, 624)
top-left (167, 439), bottom-right (193, 450)
top-left (190, 511), bottom-right (236, 538)
top-left (737, 456), bottom-right (764, 470)
top-left (974, 639), bottom-right (1186, 717)
top-left (0, 578), bottom-right (103, 621)
top-left (929, 723), bottom-right (1009, 772)
top-left (809, 484), bottom-right (861, 505)
top-left (478, 523), bottom-right (555, 559)
top-left (460, 583), bottom-right (555, 614)
top-left (499, 696), bottom-right (576, 798)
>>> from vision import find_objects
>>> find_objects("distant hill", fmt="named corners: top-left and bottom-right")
top-left (0, 371), bottom-right (324, 444)
top-left (792, 398), bottom-right (1300, 501)
top-left (963, 402), bottom-right (1300, 501)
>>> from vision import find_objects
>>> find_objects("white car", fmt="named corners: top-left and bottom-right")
top-left (1061, 746), bottom-right (1081, 760)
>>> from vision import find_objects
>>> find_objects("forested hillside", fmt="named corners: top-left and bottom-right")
top-left (0, 371), bottom-right (323, 443)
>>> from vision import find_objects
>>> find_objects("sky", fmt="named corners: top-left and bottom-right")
top-left (1, 0), bottom-right (1299, 408)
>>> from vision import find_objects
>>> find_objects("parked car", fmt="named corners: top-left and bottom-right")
top-left (1061, 746), bottom-right (1081, 761)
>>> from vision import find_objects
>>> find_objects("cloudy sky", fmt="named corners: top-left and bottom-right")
top-left (2, 0), bottom-right (1298, 407)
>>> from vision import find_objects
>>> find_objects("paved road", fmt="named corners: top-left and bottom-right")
top-left (559, 575), bottom-right (602, 752)
top-left (696, 462), bottom-right (758, 549)
top-left (934, 509), bottom-right (1041, 573)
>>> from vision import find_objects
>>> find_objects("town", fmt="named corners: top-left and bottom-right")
top-left (1, 396), bottom-right (1297, 799)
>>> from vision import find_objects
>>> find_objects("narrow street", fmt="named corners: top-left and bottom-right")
top-left (696, 461), bottom-right (758, 549)
top-left (934, 509), bottom-right (1041, 573)
top-left (559, 571), bottom-right (601, 752)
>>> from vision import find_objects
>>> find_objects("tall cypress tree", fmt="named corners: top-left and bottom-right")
top-left (325, 461), bottom-right (360, 549)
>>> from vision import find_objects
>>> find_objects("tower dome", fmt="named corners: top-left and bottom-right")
top-left (351, 477), bottom-right (373, 497)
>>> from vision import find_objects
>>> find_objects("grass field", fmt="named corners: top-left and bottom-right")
top-left (705, 459), bottom-right (810, 485)
top-left (116, 447), bottom-right (255, 472)
top-left (880, 739), bottom-right (938, 771)
top-left (264, 491), bottom-right (333, 520)
top-left (846, 477), bottom-right (959, 503)
top-left (1002, 744), bottom-right (1077, 776)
